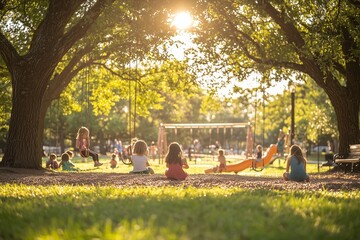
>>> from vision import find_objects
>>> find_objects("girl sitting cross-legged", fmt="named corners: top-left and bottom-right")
top-left (130, 140), bottom-right (154, 174)
top-left (165, 142), bottom-right (189, 180)
top-left (283, 145), bottom-right (310, 182)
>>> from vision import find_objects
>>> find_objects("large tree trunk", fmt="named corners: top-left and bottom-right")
top-left (1, 72), bottom-right (47, 169)
top-left (325, 81), bottom-right (360, 155)
top-left (333, 101), bottom-right (360, 155)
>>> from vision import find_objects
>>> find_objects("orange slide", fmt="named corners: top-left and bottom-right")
top-left (205, 144), bottom-right (278, 174)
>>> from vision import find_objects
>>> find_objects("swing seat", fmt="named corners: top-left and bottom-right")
top-left (79, 149), bottom-right (89, 162)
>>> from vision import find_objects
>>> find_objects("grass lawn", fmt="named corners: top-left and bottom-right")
top-left (0, 153), bottom-right (359, 239)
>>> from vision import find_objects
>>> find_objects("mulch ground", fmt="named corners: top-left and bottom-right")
top-left (0, 168), bottom-right (359, 191)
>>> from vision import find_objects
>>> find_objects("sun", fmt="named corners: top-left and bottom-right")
top-left (172, 11), bottom-right (193, 30)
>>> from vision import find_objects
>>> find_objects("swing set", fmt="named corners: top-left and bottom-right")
top-left (157, 122), bottom-right (255, 164)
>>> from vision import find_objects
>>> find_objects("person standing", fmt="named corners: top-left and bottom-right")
top-left (277, 135), bottom-right (285, 157)
top-left (215, 140), bottom-right (221, 150)
top-left (150, 141), bottom-right (157, 161)
top-left (114, 139), bottom-right (123, 158)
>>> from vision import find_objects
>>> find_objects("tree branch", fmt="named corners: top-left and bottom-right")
top-left (0, 31), bottom-right (21, 71)
top-left (92, 61), bottom-right (174, 89)
top-left (44, 46), bottom-right (95, 104)
top-left (224, 28), bottom-right (305, 73)
top-left (56, 0), bottom-right (115, 57)
top-left (341, 25), bottom-right (360, 91)
top-left (216, 2), bottom-right (267, 59)
top-left (258, 0), bottom-right (305, 48)
top-left (29, 0), bottom-right (84, 55)
top-left (257, 1), bottom-right (327, 82)
top-left (348, 0), bottom-right (360, 9)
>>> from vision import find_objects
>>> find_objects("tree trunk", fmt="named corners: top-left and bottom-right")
top-left (336, 111), bottom-right (359, 155)
top-left (330, 92), bottom-right (360, 155)
top-left (1, 82), bottom-right (46, 169)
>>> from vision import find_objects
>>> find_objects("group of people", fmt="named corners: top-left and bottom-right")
top-left (45, 127), bottom-right (104, 171)
top-left (46, 150), bottom-right (79, 171)
top-left (46, 126), bottom-right (309, 182)
top-left (45, 126), bottom-right (190, 180)
top-left (110, 139), bottom-right (189, 180)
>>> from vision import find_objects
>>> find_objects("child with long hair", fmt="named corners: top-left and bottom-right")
top-left (283, 145), bottom-right (310, 182)
top-left (217, 149), bottom-right (226, 173)
top-left (130, 140), bottom-right (154, 174)
top-left (76, 126), bottom-right (103, 167)
top-left (165, 142), bottom-right (189, 180)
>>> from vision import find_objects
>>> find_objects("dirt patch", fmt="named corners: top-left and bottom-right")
top-left (0, 167), bottom-right (359, 191)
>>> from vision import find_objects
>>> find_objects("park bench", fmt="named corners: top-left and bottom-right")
top-left (334, 144), bottom-right (360, 173)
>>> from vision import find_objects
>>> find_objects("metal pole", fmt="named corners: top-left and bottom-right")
top-left (317, 128), bottom-right (320, 173)
top-left (133, 80), bottom-right (137, 138)
top-left (254, 95), bottom-right (257, 149)
top-left (262, 90), bottom-right (265, 147)
top-left (290, 90), bottom-right (295, 145)
top-left (128, 80), bottom-right (131, 143)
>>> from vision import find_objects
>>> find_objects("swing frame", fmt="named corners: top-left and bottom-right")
top-left (157, 122), bottom-right (252, 161)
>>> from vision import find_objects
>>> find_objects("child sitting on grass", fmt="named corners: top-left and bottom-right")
top-left (165, 142), bottom-right (189, 180)
top-left (110, 153), bottom-right (117, 169)
top-left (283, 145), bottom-right (310, 182)
top-left (59, 152), bottom-right (79, 171)
top-left (130, 140), bottom-right (154, 174)
top-left (46, 153), bottom-right (59, 170)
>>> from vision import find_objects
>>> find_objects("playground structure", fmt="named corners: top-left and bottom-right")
top-left (157, 122), bottom-right (254, 163)
top-left (204, 144), bottom-right (278, 174)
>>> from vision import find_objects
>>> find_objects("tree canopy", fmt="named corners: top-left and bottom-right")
top-left (188, 0), bottom-right (360, 153)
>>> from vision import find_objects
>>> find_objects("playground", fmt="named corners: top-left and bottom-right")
top-left (1, 2), bottom-right (360, 239)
